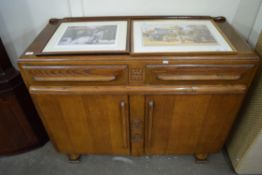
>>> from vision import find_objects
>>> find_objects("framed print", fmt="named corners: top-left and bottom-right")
top-left (132, 19), bottom-right (236, 55)
top-left (42, 20), bottom-right (129, 54)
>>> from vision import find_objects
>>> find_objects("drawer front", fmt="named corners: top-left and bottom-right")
top-left (146, 64), bottom-right (255, 85)
top-left (21, 65), bottom-right (128, 85)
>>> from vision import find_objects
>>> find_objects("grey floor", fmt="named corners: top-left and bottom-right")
top-left (0, 142), bottom-right (237, 175)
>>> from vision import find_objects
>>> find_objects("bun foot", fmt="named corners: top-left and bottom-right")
top-left (68, 154), bottom-right (81, 163)
top-left (194, 153), bottom-right (208, 163)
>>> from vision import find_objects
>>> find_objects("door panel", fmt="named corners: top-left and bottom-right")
top-left (195, 95), bottom-right (244, 153)
top-left (32, 94), bottom-right (130, 155)
top-left (145, 94), bottom-right (243, 155)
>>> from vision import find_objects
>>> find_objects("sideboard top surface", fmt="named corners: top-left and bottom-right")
top-left (19, 16), bottom-right (259, 62)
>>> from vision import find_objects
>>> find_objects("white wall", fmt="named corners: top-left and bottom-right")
top-left (233, 0), bottom-right (262, 40)
top-left (0, 0), bottom-right (261, 68)
top-left (80, 0), bottom-right (241, 22)
top-left (249, 3), bottom-right (262, 47)
top-left (0, 0), bottom-right (70, 68)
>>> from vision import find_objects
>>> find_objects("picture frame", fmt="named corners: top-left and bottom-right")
top-left (131, 19), bottom-right (236, 55)
top-left (42, 20), bottom-right (129, 55)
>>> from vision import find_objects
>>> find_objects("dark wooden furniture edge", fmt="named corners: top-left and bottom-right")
top-left (0, 38), bottom-right (48, 155)
top-left (0, 72), bottom-right (49, 155)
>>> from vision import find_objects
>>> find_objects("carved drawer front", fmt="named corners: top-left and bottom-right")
top-left (146, 64), bottom-right (254, 85)
top-left (22, 65), bottom-right (128, 85)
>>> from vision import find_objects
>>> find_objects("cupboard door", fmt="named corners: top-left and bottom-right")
top-left (145, 94), bottom-right (243, 155)
top-left (32, 93), bottom-right (130, 155)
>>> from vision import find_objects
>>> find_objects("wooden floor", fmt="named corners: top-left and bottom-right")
top-left (0, 142), bottom-right (238, 175)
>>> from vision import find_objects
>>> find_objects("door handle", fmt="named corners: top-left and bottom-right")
top-left (147, 100), bottom-right (154, 147)
top-left (120, 101), bottom-right (129, 148)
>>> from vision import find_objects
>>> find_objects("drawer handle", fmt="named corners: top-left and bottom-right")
top-left (157, 74), bottom-right (241, 81)
top-left (147, 100), bottom-right (154, 147)
top-left (120, 101), bottom-right (129, 148)
top-left (33, 75), bottom-right (116, 82)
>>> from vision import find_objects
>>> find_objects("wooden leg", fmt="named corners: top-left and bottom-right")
top-left (194, 153), bottom-right (208, 163)
top-left (68, 154), bottom-right (81, 163)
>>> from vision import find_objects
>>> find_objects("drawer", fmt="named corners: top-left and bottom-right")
top-left (146, 64), bottom-right (255, 85)
top-left (21, 65), bottom-right (128, 85)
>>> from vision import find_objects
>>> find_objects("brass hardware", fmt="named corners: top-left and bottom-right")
top-left (132, 119), bottom-right (143, 129)
top-left (132, 134), bottom-right (143, 143)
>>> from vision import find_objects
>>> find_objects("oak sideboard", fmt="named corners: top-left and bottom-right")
top-left (18, 16), bottom-right (260, 162)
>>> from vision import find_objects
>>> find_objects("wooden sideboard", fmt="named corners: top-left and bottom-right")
top-left (18, 16), bottom-right (260, 162)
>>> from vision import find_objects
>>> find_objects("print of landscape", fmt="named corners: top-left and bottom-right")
top-left (142, 24), bottom-right (218, 46)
